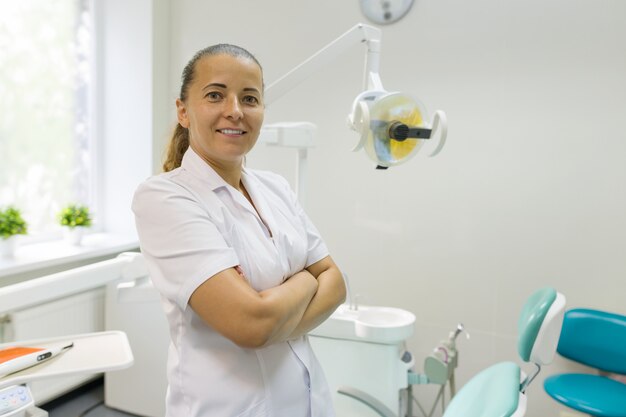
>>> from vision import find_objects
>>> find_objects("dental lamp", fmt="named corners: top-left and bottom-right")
top-left (261, 23), bottom-right (447, 177)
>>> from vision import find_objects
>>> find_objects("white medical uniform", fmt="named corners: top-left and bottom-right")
top-left (132, 147), bottom-right (335, 417)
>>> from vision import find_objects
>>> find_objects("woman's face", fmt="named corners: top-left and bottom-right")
top-left (176, 54), bottom-right (264, 169)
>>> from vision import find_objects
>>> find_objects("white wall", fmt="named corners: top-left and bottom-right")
top-left (164, 0), bottom-right (626, 415)
top-left (98, 0), bottom-right (170, 234)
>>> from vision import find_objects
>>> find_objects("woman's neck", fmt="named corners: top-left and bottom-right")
top-left (190, 144), bottom-right (244, 190)
top-left (209, 160), bottom-right (243, 190)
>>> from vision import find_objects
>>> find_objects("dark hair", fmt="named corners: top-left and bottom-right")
top-left (162, 44), bottom-right (263, 172)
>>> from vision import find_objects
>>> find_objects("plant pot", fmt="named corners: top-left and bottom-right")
top-left (64, 227), bottom-right (87, 246)
top-left (0, 236), bottom-right (17, 258)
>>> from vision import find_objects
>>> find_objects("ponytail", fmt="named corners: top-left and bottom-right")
top-left (162, 124), bottom-right (189, 172)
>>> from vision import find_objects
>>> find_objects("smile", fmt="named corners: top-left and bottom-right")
top-left (217, 129), bottom-right (246, 135)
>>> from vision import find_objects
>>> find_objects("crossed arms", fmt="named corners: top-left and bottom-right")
top-left (189, 255), bottom-right (346, 348)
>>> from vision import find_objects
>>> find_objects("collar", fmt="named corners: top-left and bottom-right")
top-left (181, 147), bottom-right (266, 222)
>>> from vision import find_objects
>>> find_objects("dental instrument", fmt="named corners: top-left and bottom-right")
top-left (0, 343), bottom-right (74, 379)
top-left (406, 323), bottom-right (469, 417)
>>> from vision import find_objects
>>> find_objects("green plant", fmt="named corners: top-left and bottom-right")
top-left (0, 206), bottom-right (28, 239)
top-left (58, 204), bottom-right (92, 228)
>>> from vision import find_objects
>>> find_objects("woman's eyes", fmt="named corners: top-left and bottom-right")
top-left (242, 95), bottom-right (260, 105)
top-left (205, 92), bottom-right (222, 101)
top-left (204, 92), bottom-right (260, 105)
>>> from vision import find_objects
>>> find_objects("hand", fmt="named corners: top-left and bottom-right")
top-left (286, 270), bottom-right (318, 290)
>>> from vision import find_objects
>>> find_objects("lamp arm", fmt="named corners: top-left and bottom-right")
top-left (264, 23), bottom-right (383, 106)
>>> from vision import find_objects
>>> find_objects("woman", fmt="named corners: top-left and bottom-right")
top-left (132, 44), bottom-right (346, 417)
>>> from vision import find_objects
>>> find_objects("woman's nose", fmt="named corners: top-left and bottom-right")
top-left (224, 96), bottom-right (243, 120)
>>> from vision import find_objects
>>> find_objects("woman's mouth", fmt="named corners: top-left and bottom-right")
top-left (217, 128), bottom-right (246, 135)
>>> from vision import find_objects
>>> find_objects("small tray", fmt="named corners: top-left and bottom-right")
top-left (0, 331), bottom-right (133, 389)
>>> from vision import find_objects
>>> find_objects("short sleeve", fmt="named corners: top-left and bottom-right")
top-left (299, 202), bottom-right (329, 267)
top-left (132, 175), bottom-right (239, 310)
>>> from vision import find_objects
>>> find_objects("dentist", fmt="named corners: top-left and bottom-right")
top-left (132, 44), bottom-right (346, 417)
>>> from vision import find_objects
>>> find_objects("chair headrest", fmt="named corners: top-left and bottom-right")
top-left (517, 287), bottom-right (566, 365)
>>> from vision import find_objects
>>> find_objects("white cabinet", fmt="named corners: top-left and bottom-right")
top-left (0, 253), bottom-right (144, 404)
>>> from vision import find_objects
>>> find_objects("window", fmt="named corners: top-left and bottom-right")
top-left (0, 0), bottom-right (94, 239)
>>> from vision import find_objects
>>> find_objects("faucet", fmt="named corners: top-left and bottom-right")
top-left (343, 273), bottom-right (358, 311)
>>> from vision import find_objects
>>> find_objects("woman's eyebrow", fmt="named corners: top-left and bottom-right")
top-left (202, 83), bottom-right (227, 91)
top-left (201, 84), bottom-right (260, 94)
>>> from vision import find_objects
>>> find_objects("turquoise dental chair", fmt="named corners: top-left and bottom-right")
top-left (544, 308), bottom-right (626, 417)
top-left (442, 287), bottom-right (566, 417)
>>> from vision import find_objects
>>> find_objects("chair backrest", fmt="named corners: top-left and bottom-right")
top-left (557, 308), bottom-right (626, 374)
top-left (517, 287), bottom-right (567, 366)
top-left (442, 287), bottom-right (566, 417)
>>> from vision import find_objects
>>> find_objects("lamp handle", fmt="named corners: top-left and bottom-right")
top-left (350, 100), bottom-right (370, 152)
top-left (428, 110), bottom-right (448, 157)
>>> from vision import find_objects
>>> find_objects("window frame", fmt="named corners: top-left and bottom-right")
top-left (0, 0), bottom-right (100, 244)
top-left (1, 0), bottom-right (167, 280)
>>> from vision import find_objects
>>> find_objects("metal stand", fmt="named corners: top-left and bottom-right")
top-left (335, 323), bottom-right (467, 417)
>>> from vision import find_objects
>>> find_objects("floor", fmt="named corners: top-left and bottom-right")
top-left (40, 379), bottom-right (140, 417)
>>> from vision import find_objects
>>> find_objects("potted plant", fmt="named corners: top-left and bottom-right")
top-left (58, 204), bottom-right (92, 245)
top-left (0, 206), bottom-right (28, 258)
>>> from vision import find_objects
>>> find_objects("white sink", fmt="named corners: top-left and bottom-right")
top-left (310, 304), bottom-right (416, 345)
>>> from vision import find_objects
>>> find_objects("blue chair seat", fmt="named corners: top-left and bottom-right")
top-left (545, 373), bottom-right (626, 417)
top-left (444, 362), bottom-right (521, 417)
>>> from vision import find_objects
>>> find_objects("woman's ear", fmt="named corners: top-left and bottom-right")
top-left (176, 98), bottom-right (189, 128)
